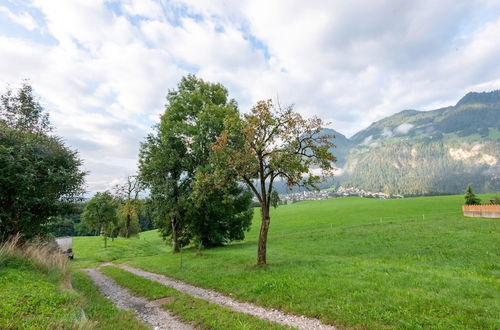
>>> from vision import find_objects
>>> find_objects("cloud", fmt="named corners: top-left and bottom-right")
top-left (0, 6), bottom-right (38, 31)
top-left (382, 127), bottom-right (393, 138)
top-left (362, 135), bottom-right (373, 145)
top-left (395, 123), bottom-right (414, 135)
top-left (1, 0), bottom-right (500, 193)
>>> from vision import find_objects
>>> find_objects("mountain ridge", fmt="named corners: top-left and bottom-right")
top-left (325, 89), bottom-right (500, 195)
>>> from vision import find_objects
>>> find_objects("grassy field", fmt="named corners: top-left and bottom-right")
top-left (0, 256), bottom-right (80, 329)
top-left (0, 241), bottom-right (146, 329)
top-left (73, 195), bottom-right (499, 329)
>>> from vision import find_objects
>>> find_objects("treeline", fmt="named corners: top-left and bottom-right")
top-left (42, 197), bottom-right (155, 238)
top-left (1, 76), bottom-right (335, 265)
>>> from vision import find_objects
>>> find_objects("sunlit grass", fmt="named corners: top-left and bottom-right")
top-left (75, 194), bottom-right (500, 329)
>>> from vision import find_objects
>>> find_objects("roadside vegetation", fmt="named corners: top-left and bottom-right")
top-left (0, 236), bottom-right (148, 329)
top-left (100, 265), bottom-right (288, 330)
top-left (75, 194), bottom-right (499, 329)
top-left (0, 236), bottom-right (79, 328)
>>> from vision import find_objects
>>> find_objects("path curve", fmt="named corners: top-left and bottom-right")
top-left (117, 264), bottom-right (337, 330)
top-left (84, 268), bottom-right (194, 330)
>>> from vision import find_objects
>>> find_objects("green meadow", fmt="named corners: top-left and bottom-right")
top-left (0, 254), bottom-right (145, 329)
top-left (73, 195), bottom-right (500, 329)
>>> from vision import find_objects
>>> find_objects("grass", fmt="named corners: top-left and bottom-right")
top-left (72, 270), bottom-right (147, 329)
top-left (72, 230), bottom-right (168, 268)
top-left (74, 194), bottom-right (500, 329)
top-left (0, 237), bottom-right (148, 329)
top-left (100, 265), bottom-right (288, 330)
top-left (0, 256), bottom-right (80, 329)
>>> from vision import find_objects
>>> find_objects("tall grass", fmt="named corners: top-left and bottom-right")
top-left (0, 234), bottom-right (71, 286)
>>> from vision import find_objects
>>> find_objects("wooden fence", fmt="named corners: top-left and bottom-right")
top-left (462, 205), bottom-right (500, 218)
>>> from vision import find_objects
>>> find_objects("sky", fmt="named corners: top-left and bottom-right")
top-left (1, 0), bottom-right (500, 193)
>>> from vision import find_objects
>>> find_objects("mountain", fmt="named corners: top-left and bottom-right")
top-left (329, 90), bottom-right (500, 195)
top-left (319, 128), bottom-right (353, 167)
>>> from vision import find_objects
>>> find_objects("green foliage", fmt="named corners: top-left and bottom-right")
top-left (0, 257), bottom-right (80, 328)
top-left (74, 194), bottom-right (499, 329)
top-left (116, 200), bottom-right (141, 237)
top-left (42, 202), bottom-right (94, 237)
top-left (464, 184), bottom-right (481, 205)
top-left (81, 192), bottom-right (118, 247)
top-left (137, 199), bottom-right (155, 231)
top-left (209, 99), bottom-right (336, 264)
top-left (490, 195), bottom-right (500, 204)
top-left (114, 174), bottom-right (143, 238)
top-left (0, 82), bottom-right (51, 133)
top-left (101, 266), bottom-right (287, 330)
top-left (139, 75), bottom-right (253, 251)
top-left (270, 191), bottom-right (281, 208)
top-left (0, 84), bottom-right (85, 241)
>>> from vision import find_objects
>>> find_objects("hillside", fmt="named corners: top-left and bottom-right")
top-left (330, 90), bottom-right (500, 195)
top-left (73, 195), bottom-right (500, 329)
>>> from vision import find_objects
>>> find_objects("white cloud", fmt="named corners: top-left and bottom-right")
top-left (1, 0), bottom-right (500, 193)
top-left (0, 6), bottom-right (38, 30)
top-left (382, 127), bottom-right (393, 138)
top-left (395, 123), bottom-right (414, 135)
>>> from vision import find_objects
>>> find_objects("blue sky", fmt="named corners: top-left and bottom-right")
top-left (1, 0), bottom-right (500, 193)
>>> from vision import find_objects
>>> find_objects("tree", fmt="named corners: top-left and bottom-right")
top-left (81, 192), bottom-right (118, 248)
top-left (114, 175), bottom-right (142, 238)
top-left (137, 199), bottom-right (155, 232)
top-left (210, 99), bottom-right (336, 265)
top-left (464, 184), bottom-right (481, 205)
top-left (140, 131), bottom-right (190, 252)
top-left (139, 75), bottom-right (253, 252)
top-left (0, 83), bottom-right (85, 241)
top-left (1, 81), bottom-right (51, 133)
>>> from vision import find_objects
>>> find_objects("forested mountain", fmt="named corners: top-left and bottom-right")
top-left (328, 90), bottom-right (500, 195)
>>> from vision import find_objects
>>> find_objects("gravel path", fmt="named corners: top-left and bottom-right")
top-left (84, 268), bottom-right (194, 330)
top-left (117, 264), bottom-right (337, 330)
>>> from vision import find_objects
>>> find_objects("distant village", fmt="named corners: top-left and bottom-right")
top-left (279, 186), bottom-right (404, 203)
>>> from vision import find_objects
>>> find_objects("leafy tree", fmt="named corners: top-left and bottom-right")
top-left (0, 83), bottom-right (85, 241)
top-left (137, 199), bottom-right (155, 232)
top-left (209, 99), bottom-right (336, 265)
top-left (140, 131), bottom-right (190, 252)
top-left (81, 192), bottom-right (118, 248)
top-left (464, 185), bottom-right (481, 205)
top-left (0, 82), bottom-right (51, 133)
top-left (139, 75), bottom-right (253, 252)
top-left (114, 175), bottom-right (142, 238)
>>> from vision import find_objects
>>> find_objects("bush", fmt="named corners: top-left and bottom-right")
top-left (464, 185), bottom-right (481, 205)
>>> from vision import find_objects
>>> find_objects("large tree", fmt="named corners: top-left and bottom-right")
top-left (81, 192), bottom-right (118, 248)
top-left (209, 100), bottom-right (336, 265)
top-left (0, 83), bottom-right (85, 241)
top-left (139, 75), bottom-right (253, 252)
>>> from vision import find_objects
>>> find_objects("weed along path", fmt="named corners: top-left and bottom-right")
top-left (84, 268), bottom-right (194, 330)
top-left (116, 264), bottom-right (337, 330)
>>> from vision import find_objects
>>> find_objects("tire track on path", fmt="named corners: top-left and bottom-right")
top-left (84, 268), bottom-right (194, 330)
top-left (116, 264), bottom-right (337, 330)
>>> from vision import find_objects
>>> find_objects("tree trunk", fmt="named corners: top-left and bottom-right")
top-left (171, 217), bottom-right (180, 253)
top-left (125, 213), bottom-right (131, 238)
top-left (257, 204), bottom-right (270, 265)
